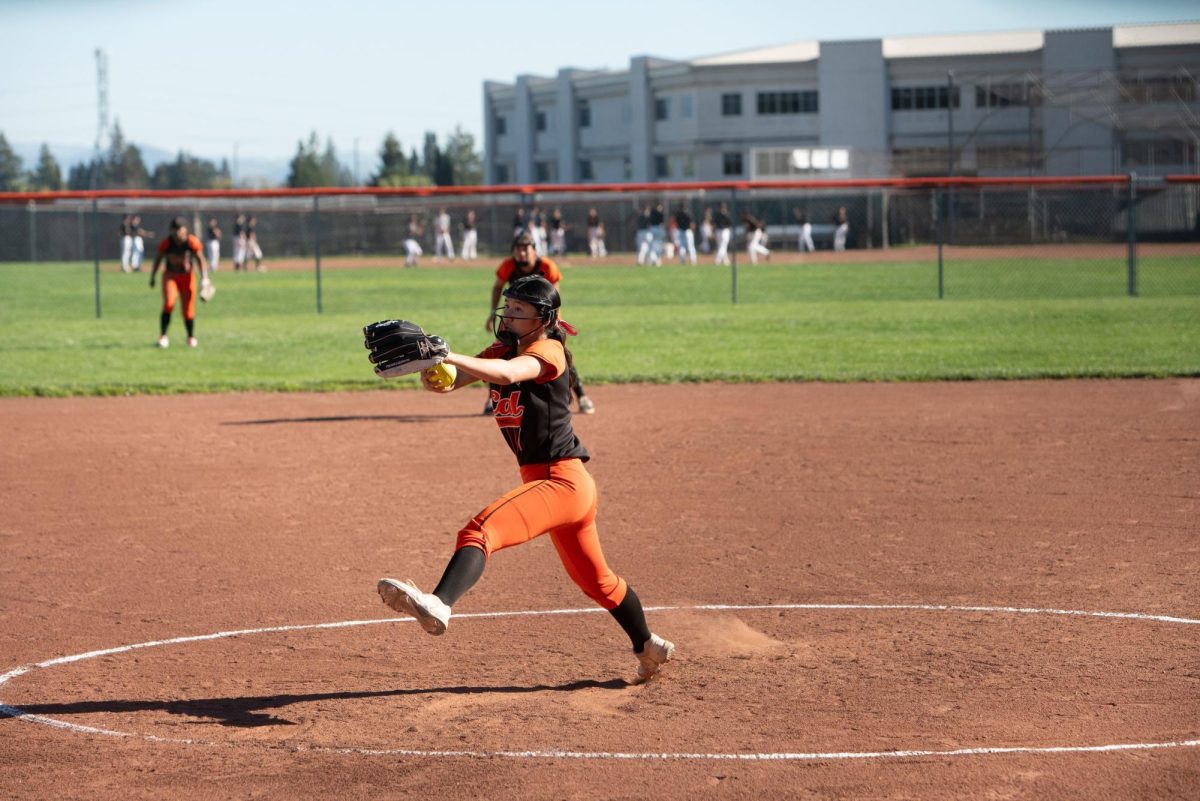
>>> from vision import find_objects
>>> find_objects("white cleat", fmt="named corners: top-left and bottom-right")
top-left (156, 335), bottom-right (169, 349)
top-left (377, 578), bottom-right (450, 635)
top-left (635, 633), bottom-right (675, 683)
top-left (187, 337), bottom-right (198, 348)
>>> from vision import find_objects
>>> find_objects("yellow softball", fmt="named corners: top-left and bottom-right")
top-left (423, 362), bottom-right (457, 390)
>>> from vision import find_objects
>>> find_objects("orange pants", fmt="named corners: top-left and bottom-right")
top-left (161, 271), bottom-right (197, 319)
top-left (456, 458), bottom-right (628, 610)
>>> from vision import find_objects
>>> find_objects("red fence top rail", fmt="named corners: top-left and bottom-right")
top-left (1165, 175), bottom-right (1200, 184)
top-left (0, 174), bottom-right (1156, 204)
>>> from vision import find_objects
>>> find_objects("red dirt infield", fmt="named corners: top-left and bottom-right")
top-left (1, 380), bottom-right (1197, 800)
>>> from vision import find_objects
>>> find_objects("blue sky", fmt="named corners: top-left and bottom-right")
top-left (1, 0), bottom-right (1195, 179)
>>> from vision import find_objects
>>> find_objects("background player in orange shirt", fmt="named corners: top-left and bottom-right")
top-left (483, 230), bottom-right (595, 415)
top-left (375, 275), bottom-right (674, 683)
top-left (149, 217), bottom-right (210, 348)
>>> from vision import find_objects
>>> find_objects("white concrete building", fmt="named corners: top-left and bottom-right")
top-left (483, 22), bottom-right (1200, 184)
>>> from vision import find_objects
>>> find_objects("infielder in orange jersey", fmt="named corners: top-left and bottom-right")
top-left (484, 229), bottom-right (595, 415)
top-left (377, 275), bottom-right (675, 683)
top-left (149, 217), bottom-right (209, 349)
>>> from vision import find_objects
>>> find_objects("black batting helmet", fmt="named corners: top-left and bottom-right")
top-left (503, 274), bottom-right (560, 326)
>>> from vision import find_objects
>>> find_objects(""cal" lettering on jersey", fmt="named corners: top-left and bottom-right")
top-left (491, 389), bottom-right (524, 429)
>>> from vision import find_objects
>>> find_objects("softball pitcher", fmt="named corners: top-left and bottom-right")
top-left (369, 275), bottom-right (674, 683)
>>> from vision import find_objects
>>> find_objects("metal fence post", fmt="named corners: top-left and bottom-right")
top-left (730, 187), bottom-right (738, 304)
top-left (935, 187), bottom-right (945, 300)
top-left (1126, 172), bottom-right (1138, 297)
top-left (91, 198), bottom-right (102, 318)
top-left (314, 195), bottom-right (324, 314)
top-left (28, 201), bottom-right (37, 263)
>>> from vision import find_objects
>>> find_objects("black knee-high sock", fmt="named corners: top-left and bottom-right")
top-left (185, 318), bottom-right (194, 337)
top-left (609, 586), bottom-right (653, 652)
top-left (432, 546), bottom-right (486, 606)
top-left (160, 311), bottom-right (171, 335)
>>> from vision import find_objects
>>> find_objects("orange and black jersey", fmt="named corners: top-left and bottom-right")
top-left (495, 256), bottom-right (562, 287)
top-left (480, 338), bottom-right (588, 466)
top-left (157, 234), bottom-right (203, 273)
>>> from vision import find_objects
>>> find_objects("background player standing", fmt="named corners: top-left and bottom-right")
top-left (673, 204), bottom-right (697, 265)
top-left (586, 208), bottom-right (607, 258)
top-left (484, 231), bottom-right (595, 415)
top-left (404, 214), bottom-right (424, 267)
top-left (713, 203), bottom-right (733, 265)
top-left (373, 274), bottom-right (674, 683)
top-left (460, 210), bottom-right (478, 260)
top-left (205, 217), bottom-right (222, 271)
top-left (232, 213), bottom-right (247, 271)
top-left (130, 215), bottom-right (152, 273)
top-left (119, 215), bottom-right (135, 273)
top-left (245, 215), bottom-right (265, 271)
top-left (149, 216), bottom-right (209, 348)
top-left (433, 207), bottom-right (454, 262)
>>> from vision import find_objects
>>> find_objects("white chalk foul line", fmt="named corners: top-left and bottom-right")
top-left (2, 602), bottom-right (1198, 762)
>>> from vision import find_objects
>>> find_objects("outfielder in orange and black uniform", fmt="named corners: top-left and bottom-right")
top-left (485, 230), bottom-right (595, 415)
top-left (378, 275), bottom-right (674, 683)
top-left (149, 217), bottom-right (209, 348)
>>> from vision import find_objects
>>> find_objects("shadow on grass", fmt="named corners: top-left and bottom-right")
top-left (2, 678), bottom-right (628, 728)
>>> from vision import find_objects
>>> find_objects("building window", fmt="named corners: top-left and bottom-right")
top-left (721, 93), bottom-right (742, 116)
top-left (579, 159), bottom-right (594, 181)
top-left (890, 85), bottom-right (960, 111)
top-left (974, 82), bottom-right (1038, 109)
top-left (655, 97), bottom-right (669, 121)
top-left (494, 163), bottom-right (510, 184)
top-left (623, 157), bottom-right (632, 179)
top-left (681, 94), bottom-right (694, 118)
top-left (722, 152), bottom-right (743, 176)
top-left (494, 115), bottom-right (507, 135)
top-left (1123, 138), bottom-right (1192, 167)
top-left (679, 154), bottom-right (695, 177)
top-left (534, 161), bottom-right (557, 183)
top-left (578, 100), bottom-right (591, 128)
top-left (535, 110), bottom-right (547, 132)
top-left (756, 91), bottom-right (818, 115)
top-left (1119, 74), bottom-right (1198, 104)
top-left (655, 155), bottom-right (669, 179)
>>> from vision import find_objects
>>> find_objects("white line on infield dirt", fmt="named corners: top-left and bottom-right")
top-left (1, 602), bottom-right (1197, 761)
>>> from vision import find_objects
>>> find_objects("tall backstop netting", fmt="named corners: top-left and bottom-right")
top-left (1, 175), bottom-right (1197, 305)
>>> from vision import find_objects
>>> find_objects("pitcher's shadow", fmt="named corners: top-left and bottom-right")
top-left (5, 678), bottom-right (628, 727)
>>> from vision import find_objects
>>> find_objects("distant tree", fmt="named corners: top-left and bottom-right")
top-left (320, 137), bottom-right (353, 186)
top-left (444, 126), bottom-right (482, 187)
top-left (408, 147), bottom-right (421, 176)
top-left (106, 120), bottom-right (149, 189)
top-left (372, 132), bottom-right (408, 185)
top-left (0, 132), bottom-right (25, 191)
top-left (29, 144), bottom-right (63, 191)
top-left (287, 132), bottom-right (325, 187)
top-left (151, 151), bottom-right (228, 190)
top-left (422, 132), bottom-right (440, 183)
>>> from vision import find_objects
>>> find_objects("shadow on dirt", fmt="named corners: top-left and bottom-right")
top-left (3, 678), bottom-right (629, 727)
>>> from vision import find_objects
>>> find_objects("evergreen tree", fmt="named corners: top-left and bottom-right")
top-left (287, 132), bottom-right (325, 187)
top-left (372, 132), bottom-right (409, 186)
top-left (0, 132), bottom-right (25, 191)
top-left (106, 120), bottom-right (149, 188)
top-left (422, 132), bottom-right (439, 183)
top-left (150, 151), bottom-right (226, 190)
top-left (30, 144), bottom-right (63, 190)
top-left (408, 148), bottom-right (421, 176)
top-left (444, 126), bottom-right (482, 186)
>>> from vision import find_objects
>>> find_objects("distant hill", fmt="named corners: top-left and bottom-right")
top-left (11, 142), bottom-right (290, 187)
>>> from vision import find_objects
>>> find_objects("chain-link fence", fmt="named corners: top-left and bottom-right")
top-left (2, 177), bottom-right (1197, 307)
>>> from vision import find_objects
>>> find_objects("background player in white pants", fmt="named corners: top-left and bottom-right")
top-left (833, 206), bottom-right (849, 252)
top-left (130, 215), bottom-right (151, 272)
top-left (742, 211), bottom-right (770, 264)
top-left (119, 216), bottom-right (135, 273)
top-left (433, 207), bottom-right (454, 261)
top-left (713, 203), bottom-right (732, 266)
top-left (586, 208), bottom-right (606, 258)
top-left (672, 205), bottom-right (697, 265)
top-left (460, 210), bottom-right (478, 260)
top-left (404, 214), bottom-right (424, 267)
top-left (205, 217), bottom-right (222, 271)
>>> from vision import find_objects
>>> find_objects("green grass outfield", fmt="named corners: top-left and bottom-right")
top-left (0, 257), bottom-right (1197, 396)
